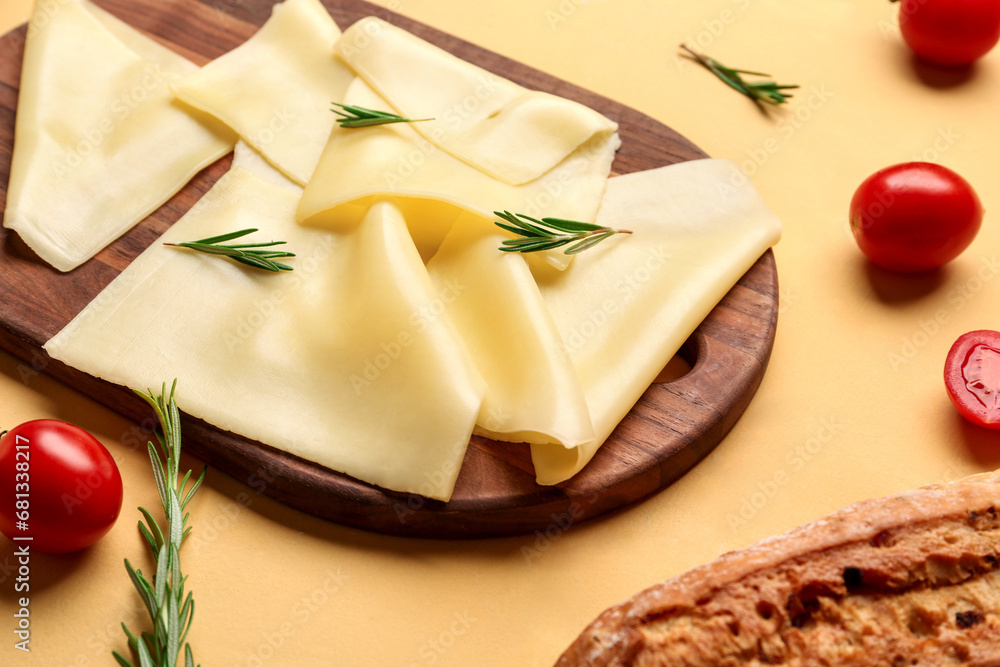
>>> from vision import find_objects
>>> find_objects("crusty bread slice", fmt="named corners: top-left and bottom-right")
top-left (557, 472), bottom-right (1000, 666)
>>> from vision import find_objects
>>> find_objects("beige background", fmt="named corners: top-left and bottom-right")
top-left (4, 0), bottom-right (1000, 665)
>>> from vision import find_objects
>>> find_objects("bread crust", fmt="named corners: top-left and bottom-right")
top-left (557, 472), bottom-right (1000, 667)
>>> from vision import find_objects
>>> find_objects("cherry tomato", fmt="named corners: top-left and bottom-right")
top-left (0, 420), bottom-right (123, 553)
top-left (849, 162), bottom-right (983, 273)
top-left (896, 0), bottom-right (1000, 66)
top-left (945, 330), bottom-right (1000, 428)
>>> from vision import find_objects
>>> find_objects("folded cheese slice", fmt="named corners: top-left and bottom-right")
top-left (232, 140), bottom-right (301, 192)
top-left (426, 215), bottom-right (594, 447)
top-left (298, 78), bottom-right (619, 268)
top-left (172, 0), bottom-right (353, 185)
top-left (45, 168), bottom-right (486, 501)
top-left (335, 16), bottom-right (619, 186)
top-left (530, 159), bottom-right (783, 485)
top-left (3, 0), bottom-right (235, 272)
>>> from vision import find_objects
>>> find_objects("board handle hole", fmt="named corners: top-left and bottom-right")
top-left (653, 335), bottom-right (699, 384)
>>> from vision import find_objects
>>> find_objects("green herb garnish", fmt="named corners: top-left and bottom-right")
top-left (114, 380), bottom-right (206, 667)
top-left (680, 44), bottom-right (798, 105)
top-left (494, 210), bottom-right (632, 255)
top-left (165, 228), bottom-right (295, 272)
top-left (331, 102), bottom-right (433, 128)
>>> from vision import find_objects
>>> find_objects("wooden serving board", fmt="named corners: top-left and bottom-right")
top-left (0, 0), bottom-right (778, 538)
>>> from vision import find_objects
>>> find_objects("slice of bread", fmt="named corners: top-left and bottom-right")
top-left (557, 472), bottom-right (1000, 666)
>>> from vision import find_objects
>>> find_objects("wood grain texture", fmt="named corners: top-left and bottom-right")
top-left (0, 0), bottom-right (778, 538)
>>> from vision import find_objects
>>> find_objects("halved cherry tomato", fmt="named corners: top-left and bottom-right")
top-left (849, 162), bottom-right (983, 273)
top-left (896, 0), bottom-right (1000, 66)
top-left (0, 420), bottom-right (123, 553)
top-left (945, 330), bottom-right (1000, 429)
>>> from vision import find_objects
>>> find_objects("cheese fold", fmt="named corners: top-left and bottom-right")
top-left (44, 168), bottom-right (486, 501)
top-left (335, 16), bottom-right (619, 187)
top-left (298, 78), bottom-right (619, 268)
top-left (3, 0), bottom-right (235, 272)
top-left (530, 159), bottom-right (783, 485)
top-left (426, 215), bottom-right (594, 448)
top-left (172, 0), bottom-right (353, 185)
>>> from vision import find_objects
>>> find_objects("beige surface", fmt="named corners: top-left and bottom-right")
top-left (4, 0), bottom-right (1000, 665)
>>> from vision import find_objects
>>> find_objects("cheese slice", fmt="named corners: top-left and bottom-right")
top-left (530, 159), bottom-right (783, 485)
top-left (426, 215), bottom-right (594, 447)
top-left (3, 0), bottom-right (235, 272)
top-left (232, 140), bottom-right (301, 192)
top-left (83, 2), bottom-right (199, 69)
top-left (298, 78), bottom-right (620, 268)
top-left (44, 169), bottom-right (486, 501)
top-left (172, 0), bottom-right (353, 185)
top-left (336, 16), bottom-right (619, 186)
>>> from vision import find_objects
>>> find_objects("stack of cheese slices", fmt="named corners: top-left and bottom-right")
top-left (6, 0), bottom-right (781, 501)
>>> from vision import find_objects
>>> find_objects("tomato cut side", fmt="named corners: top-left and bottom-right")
top-left (944, 330), bottom-right (1000, 429)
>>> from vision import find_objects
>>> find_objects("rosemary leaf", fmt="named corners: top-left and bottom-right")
top-left (567, 231), bottom-right (616, 255)
top-left (680, 44), bottom-right (798, 106)
top-left (165, 228), bottom-right (295, 272)
top-left (496, 222), bottom-right (546, 239)
top-left (494, 210), bottom-right (632, 255)
top-left (331, 102), bottom-right (433, 128)
top-left (114, 380), bottom-right (205, 667)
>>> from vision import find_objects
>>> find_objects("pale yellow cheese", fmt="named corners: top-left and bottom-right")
top-left (29, 4), bottom-right (780, 497)
top-left (298, 78), bottom-right (620, 268)
top-left (232, 140), bottom-right (301, 193)
top-left (3, 0), bottom-right (235, 272)
top-left (44, 169), bottom-right (486, 501)
top-left (83, 2), bottom-right (199, 70)
top-left (336, 16), bottom-right (619, 186)
top-left (530, 159), bottom-right (783, 485)
top-left (172, 0), bottom-right (353, 185)
top-left (426, 215), bottom-right (594, 447)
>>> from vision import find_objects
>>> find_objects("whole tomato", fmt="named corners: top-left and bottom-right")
top-left (0, 420), bottom-right (123, 553)
top-left (896, 0), bottom-right (1000, 66)
top-left (945, 330), bottom-right (1000, 428)
top-left (849, 162), bottom-right (983, 273)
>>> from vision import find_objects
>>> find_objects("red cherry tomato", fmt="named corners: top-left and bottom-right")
top-left (945, 330), bottom-right (1000, 428)
top-left (849, 162), bottom-right (983, 273)
top-left (0, 420), bottom-right (123, 553)
top-left (896, 0), bottom-right (1000, 66)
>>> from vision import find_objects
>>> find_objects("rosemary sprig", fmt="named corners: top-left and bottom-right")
top-left (165, 228), bottom-right (295, 272)
top-left (494, 210), bottom-right (632, 255)
top-left (331, 102), bottom-right (433, 128)
top-left (114, 380), bottom-right (206, 667)
top-left (680, 44), bottom-right (798, 105)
